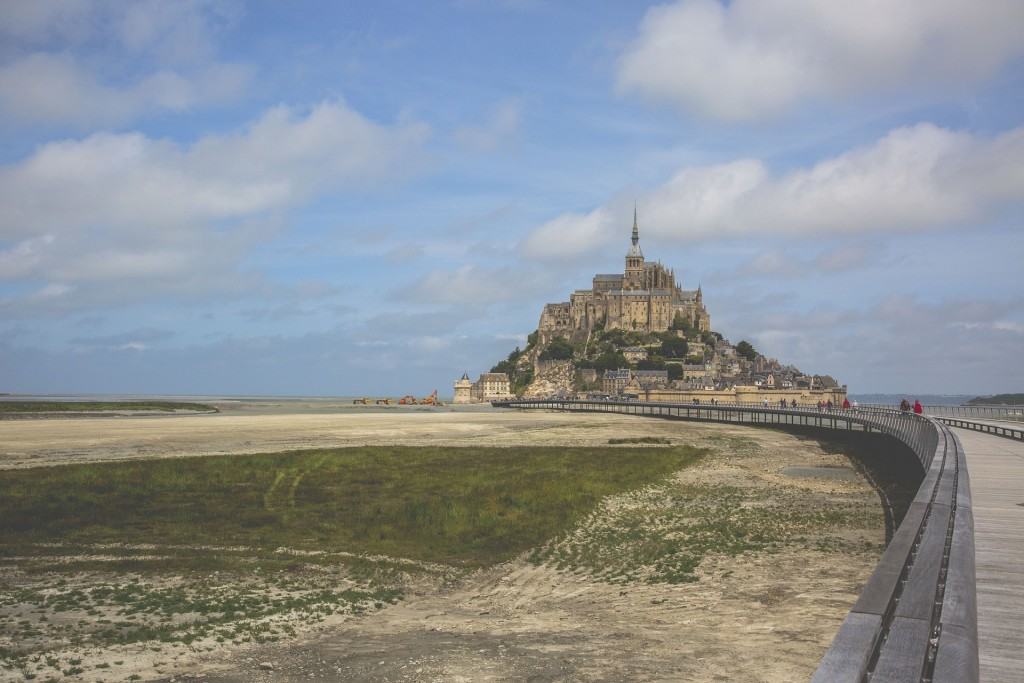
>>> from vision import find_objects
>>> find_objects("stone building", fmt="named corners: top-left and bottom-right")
top-left (452, 372), bottom-right (514, 404)
top-left (538, 210), bottom-right (710, 338)
top-left (634, 370), bottom-right (669, 389)
top-left (453, 372), bottom-right (474, 404)
top-left (472, 373), bottom-right (513, 401)
top-left (602, 368), bottom-right (632, 395)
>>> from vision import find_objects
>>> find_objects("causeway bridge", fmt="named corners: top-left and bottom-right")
top-left (491, 398), bottom-right (1024, 682)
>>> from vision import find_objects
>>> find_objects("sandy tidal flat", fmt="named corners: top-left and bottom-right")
top-left (2, 403), bottom-right (784, 469)
top-left (0, 402), bottom-right (899, 682)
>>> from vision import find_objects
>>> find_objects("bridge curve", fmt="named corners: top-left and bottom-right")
top-left (492, 399), bottom-right (978, 683)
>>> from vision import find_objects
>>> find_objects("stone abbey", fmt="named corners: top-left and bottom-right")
top-left (538, 210), bottom-right (711, 338)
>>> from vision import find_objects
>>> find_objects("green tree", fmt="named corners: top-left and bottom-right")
top-left (490, 346), bottom-right (524, 374)
top-left (593, 350), bottom-right (628, 371)
top-left (539, 337), bottom-right (574, 361)
top-left (661, 336), bottom-right (688, 359)
top-left (637, 357), bottom-right (667, 371)
top-left (735, 340), bottom-right (757, 362)
top-left (667, 364), bottom-right (683, 381)
top-left (671, 311), bottom-right (693, 333)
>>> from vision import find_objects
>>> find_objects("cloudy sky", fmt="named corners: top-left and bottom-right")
top-left (1, 0), bottom-right (1022, 397)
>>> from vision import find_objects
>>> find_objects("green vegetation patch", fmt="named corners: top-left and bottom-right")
top-left (0, 445), bottom-right (701, 667)
top-left (531, 481), bottom-right (882, 586)
top-left (0, 401), bottom-right (216, 414)
top-left (608, 436), bottom-right (671, 445)
top-left (0, 568), bottom-right (398, 670)
top-left (0, 445), bottom-right (702, 567)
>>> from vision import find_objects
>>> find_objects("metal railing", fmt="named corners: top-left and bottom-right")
top-left (857, 403), bottom-right (1024, 422)
top-left (924, 405), bottom-right (1024, 421)
top-left (492, 399), bottom-right (977, 683)
top-left (936, 417), bottom-right (1024, 442)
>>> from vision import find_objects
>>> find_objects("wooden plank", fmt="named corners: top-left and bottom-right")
top-left (933, 622), bottom-right (980, 683)
top-left (952, 428), bottom-right (1024, 682)
top-left (941, 505), bottom-right (977, 633)
top-left (894, 503), bottom-right (950, 621)
top-left (810, 612), bottom-right (881, 683)
top-left (870, 616), bottom-right (929, 682)
top-left (851, 502), bottom-right (927, 616)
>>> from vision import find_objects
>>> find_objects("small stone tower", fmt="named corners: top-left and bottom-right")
top-left (453, 372), bottom-right (474, 404)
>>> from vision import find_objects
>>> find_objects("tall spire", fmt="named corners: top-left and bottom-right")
top-left (632, 203), bottom-right (639, 246)
top-left (627, 204), bottom-right (643, 259)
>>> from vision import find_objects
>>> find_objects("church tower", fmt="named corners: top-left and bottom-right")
top-left (624, 206), bottom-right (644, 288)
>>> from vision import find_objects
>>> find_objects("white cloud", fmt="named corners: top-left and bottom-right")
top-left (0, 0), bottom-right (246, 127)
top-left (617, 0), bottom-right (1024, 120)
top-left (0, 234), bottom-right (54, 278)
top-left (712, 292), bottom-right (1024, 393)
top-left (1, 101), bottom-right (428, 241)
top-left (0, 0), bottom-right (95, 44)
top-left (523, 123), bottom-right (1024, 255)
top-left (398, 264), bottom-right (554, 306)
top-left (0, 54), bottom-right (250, 127)
top-left (0, 0), bottom-right (236, 59)
top-left (521, 207), bottom-right (615, 260)
top-left (0, 101), bottom-right (429, 312)
top-left (115, 0), bottom-right (238, 66)
top-left (454, 99), bottom-right (522, 152)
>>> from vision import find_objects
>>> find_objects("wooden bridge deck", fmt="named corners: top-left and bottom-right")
top-left (953, 428), bottom-right (1024, 682)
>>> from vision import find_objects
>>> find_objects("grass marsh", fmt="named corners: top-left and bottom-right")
top-left (0, 445), bottom-right (703, 567)
top-left (0, 401), bottom-right (216, 415)
top-left (0, 445), bottom-right (702, 675)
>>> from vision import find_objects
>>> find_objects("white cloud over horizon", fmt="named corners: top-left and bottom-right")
top-left (617, 0), bottom-right (1024, 121)
top-left (0, 2), bottom-right (1021, 397)
top-left (0, 101), bottom-right (429, 313)
top-left (523, 123), bottom-right (1024, 256)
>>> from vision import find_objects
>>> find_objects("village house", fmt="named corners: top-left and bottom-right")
top-left (453, 372), bottom-right (514, 403)
top-left (602, 368), bottom-right (632, 395)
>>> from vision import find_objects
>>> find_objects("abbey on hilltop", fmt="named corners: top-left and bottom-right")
top-left (538, 210), bottom-right (710, 339)
top-left (454, 209), bottom-right (847, 405)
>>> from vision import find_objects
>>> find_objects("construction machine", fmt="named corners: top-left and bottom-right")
top-left (419, 389), bottom-right (443, 406)
top-left (375, 398), bottom-right (392, 405)
top-left (352, 397), bottom-right (369, 405)
top-left (398, 395), bottom-right (418, 405)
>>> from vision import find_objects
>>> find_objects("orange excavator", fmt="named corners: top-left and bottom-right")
top-left (398, 395), bottom-right (418, 405)
top-left (419, 389), bottom-right (442, 406)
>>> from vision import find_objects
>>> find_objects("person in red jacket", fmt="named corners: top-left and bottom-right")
top-left (842, 397), bottom-right (851, 409)
top-left (913, 399), bottom-right (923, 415)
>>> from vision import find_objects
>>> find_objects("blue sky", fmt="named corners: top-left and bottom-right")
top-left (1, 0), bottom-right (1023, 396)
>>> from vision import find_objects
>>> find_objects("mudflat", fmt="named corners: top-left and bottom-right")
top-left (3, 402), bottom-right (719, 470)
top-left (0, 402), bottom-right (903, 682)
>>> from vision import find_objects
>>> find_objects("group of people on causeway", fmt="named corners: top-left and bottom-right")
top-left (900, 398), bottom-right (924, 414)
top-left (686, 397), bottom-right (925, 414)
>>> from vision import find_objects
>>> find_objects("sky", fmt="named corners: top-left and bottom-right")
top-left (1, 0), bottom-right (1023, 397)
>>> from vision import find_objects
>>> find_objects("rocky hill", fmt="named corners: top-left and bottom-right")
top-left (489, 318), bottom-right (829, 398)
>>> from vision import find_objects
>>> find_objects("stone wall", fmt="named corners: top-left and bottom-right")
top-left (643, 386), bottom-right (848, 406)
